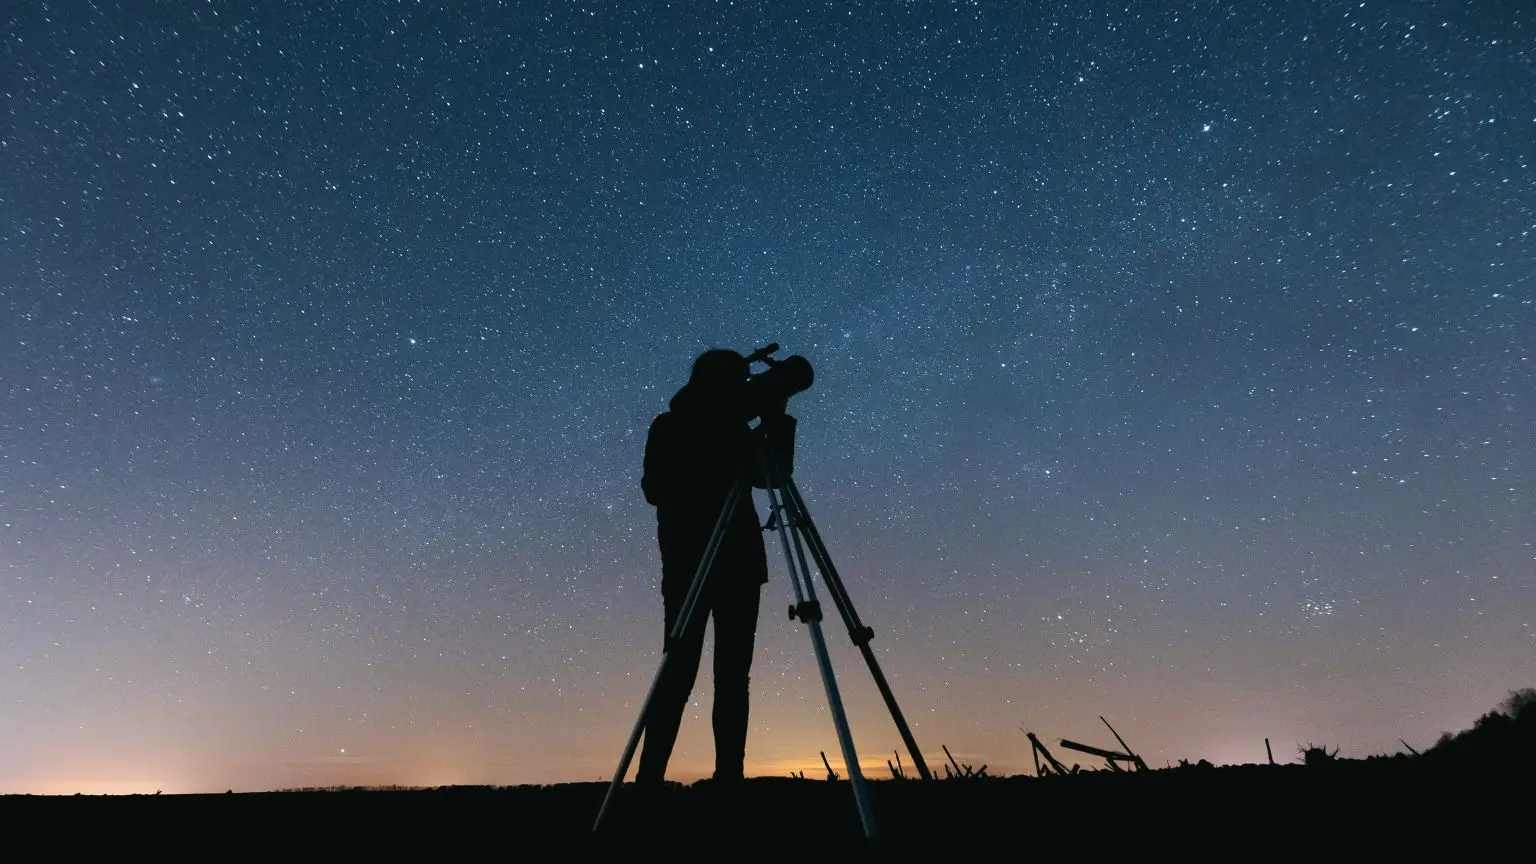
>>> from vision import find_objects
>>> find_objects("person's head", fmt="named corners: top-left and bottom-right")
top-left (689, 349), bottom-right (749, 393)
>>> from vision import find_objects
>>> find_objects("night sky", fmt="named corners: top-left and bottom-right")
top-left (3, 1), bottom-right (1532, 794)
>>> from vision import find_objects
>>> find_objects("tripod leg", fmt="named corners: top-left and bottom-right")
top-left (593, 473), bottom-right (748, 834)
top-left (782, 477), bottom-right (934, 782)
top-left (760, 450), bottom-right (879, 839)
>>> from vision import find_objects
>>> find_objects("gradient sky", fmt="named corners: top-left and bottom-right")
top-left (3, 1), bottom-right (1532, 794)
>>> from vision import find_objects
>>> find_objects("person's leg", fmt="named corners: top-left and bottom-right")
top-left (710, 582), bottom-right (763, 781)
top-left (636, 587), bottom-right (710, 784)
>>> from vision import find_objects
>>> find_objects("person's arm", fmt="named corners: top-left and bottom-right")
top-left (641, 413), bottom-right (675, 506)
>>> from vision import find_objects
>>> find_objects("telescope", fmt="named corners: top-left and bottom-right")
top-left (742, 342), bottom-right (813, 419)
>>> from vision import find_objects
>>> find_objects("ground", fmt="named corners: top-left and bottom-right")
top-left (4, 757), bottom-right (1522, 856)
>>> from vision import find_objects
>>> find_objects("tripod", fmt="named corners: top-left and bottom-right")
top-left (593, 429), bottom-right (932, 839)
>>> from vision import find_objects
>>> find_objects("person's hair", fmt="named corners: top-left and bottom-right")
top-left (689, 349), bottom-right (748, 389)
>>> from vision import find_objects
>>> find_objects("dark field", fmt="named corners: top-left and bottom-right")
top-left (4, 757), bottom-right (1522, 856)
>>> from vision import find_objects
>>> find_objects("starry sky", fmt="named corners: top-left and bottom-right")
top-left (3, 0), bottom-right (1532, 794)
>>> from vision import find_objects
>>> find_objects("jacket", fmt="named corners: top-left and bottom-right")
top-left (641, 382), bottom-right (797, 597)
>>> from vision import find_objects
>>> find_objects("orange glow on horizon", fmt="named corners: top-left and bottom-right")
top-left (11, 778), bottom-right (194, 796)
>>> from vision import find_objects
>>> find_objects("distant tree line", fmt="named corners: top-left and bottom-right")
top-left (1425, 688), bottom-right (1536, 767)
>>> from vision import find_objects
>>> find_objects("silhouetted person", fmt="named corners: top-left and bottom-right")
top-left (635, 348), bottom-right (796, 785)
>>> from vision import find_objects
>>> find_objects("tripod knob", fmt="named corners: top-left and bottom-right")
top-left (788, 600), bottom-right (823, 623)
